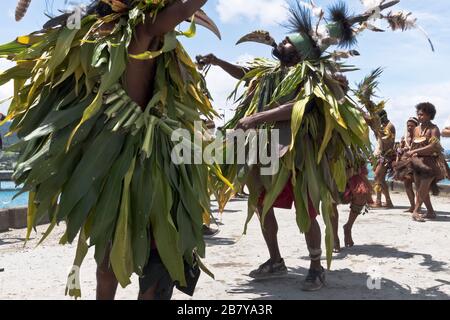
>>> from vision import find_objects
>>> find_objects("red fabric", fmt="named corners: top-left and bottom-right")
top-left (258, 178), bottom-right (318, 219)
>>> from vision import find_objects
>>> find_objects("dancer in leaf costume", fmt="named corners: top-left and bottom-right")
top-left (199, 0), bottom-right (432, 291)
top-left (0, 0), bottom-right (224, 299)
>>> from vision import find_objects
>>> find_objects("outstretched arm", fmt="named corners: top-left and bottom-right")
top-left (198, 54), bottom-right (247, 80)
top-left (443, 127), bottom-right (450, 138)
top-left (144, 0), bottom-right (207, 37)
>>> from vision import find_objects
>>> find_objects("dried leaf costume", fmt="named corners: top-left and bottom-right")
top-left (220, 0), bottom-right (432, 267)
top-left (0, 0), bottom-right (224, 298)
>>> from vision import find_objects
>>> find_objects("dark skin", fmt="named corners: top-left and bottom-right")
top-left (236, 101), bottom-right (323, 271)
top-left (331, 203), bottom-right (361, 253)
top-left (407, 110), bottom-right (441, 222)
top-left (96, 0), bottom-right (208, 301)
top-left (202, 39), bottom-right (323, 274)
top-left (371, 120), bottom-right (395, 208)
top-left (200, 37), bottom-right (301, 80)
top-left (398, 121), bottom-right (418, 212)
top-left (443, 126), bottom-right (450, 138)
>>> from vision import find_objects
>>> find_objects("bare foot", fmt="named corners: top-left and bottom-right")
top-left (333, 238), bottom-right (341, 253)
top-left (404, 207), bottom-right (414, 213)
top-left (343, 225), bottom-right (354, 248)
top-left (412, 212), bottom-right (426, 222)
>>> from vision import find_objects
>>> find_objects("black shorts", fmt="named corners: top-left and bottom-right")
top-left (139, 250), bottom-right (175, 300)
top-left (139, 250), bottom-right (202, 299)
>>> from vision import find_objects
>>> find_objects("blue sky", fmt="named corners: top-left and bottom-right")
top-left (0, 0), bottom-right (449, 148)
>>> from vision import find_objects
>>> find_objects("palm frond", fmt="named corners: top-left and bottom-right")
top-left (355, 67), bottom-right (383, 103)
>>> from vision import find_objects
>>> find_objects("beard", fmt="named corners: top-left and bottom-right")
top-left (272, 47), bottom-right (301, 66)
top-left (272, 46), bottom-right (283, 61)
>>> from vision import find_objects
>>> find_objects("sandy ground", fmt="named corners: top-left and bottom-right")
top-left (1, 191), bottom-right (450, 300)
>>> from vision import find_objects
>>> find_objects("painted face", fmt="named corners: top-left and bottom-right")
top-left (417, 110), bottom-right (431, 123)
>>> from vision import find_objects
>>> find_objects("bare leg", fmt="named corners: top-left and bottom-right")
top-left (96, 251), bottom-right (119, 300)
top-left (373, 163), bottom-right (384, 206)
top-left (305, 218), bottom-right (322, 271)
top-left (138, 284), bottom-right (158, 300)
top-left (404, 178), bottom-right (415, 212)
top-left (422, 184), bottom-right (436, 219)
top-left (248, 205), bottom-right (287, 280)
top-left (373, 163), bottom-right (392, 207)
top-left (344, 207), bottom-right (360, 248)
top-left (257, 206), bottom-right (282, 263)
top-left (412, 175), bottom-right (433, 222)
top-left (379, 166), bottom-right (393, 207)
top-left (331, 204), bottom-right (341, 253)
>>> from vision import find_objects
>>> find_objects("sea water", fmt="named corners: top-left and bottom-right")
top-left (0, 182), bottom-right (27, 209)
top-left (1, 163), bottom-right (449, 209)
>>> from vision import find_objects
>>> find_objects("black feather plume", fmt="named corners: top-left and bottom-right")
top-left (328, 1), bottom-right (357, 49)
top-left (286, 2), bottom-right (313, 35)
top-left (283, 2), bottom-right (322, 58)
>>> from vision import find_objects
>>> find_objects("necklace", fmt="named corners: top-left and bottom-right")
top-left (420, 122), bottom-right (432, 137)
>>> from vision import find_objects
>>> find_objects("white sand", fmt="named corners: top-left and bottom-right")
top-left (1, 191), bottom-right (449, 300)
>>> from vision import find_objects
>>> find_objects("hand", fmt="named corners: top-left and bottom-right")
top-left (236, 116), bottom-right (257, 131)
top-left (196, 54), bottom-right (218, 67)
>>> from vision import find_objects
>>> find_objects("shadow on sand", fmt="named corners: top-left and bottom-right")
top-left (225, 266), bottom-right (450, 300)
top-left (0, 237), bottom-right (27, 247)
top-left (333, 244), bottom-right (448, 272)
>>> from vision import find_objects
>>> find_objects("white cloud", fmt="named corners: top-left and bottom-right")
top-left (236, 53), bottom-right (255, 65)
top-left (0, 60), bottom-right (14, 114)
top-left (205, 66), bottom-right (239, 126)
top-left (216, 0), bottom-right (288, 27)
top-left (204, 54), bottom-right (256, 126)
top-left (0, 84), bottom-right (13, 115)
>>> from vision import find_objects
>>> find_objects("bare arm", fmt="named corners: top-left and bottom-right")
top-left (236, 102), bottom-right (294, 130)
top-left (125, 0), bottom-right (207, 108)
top-left (199, 54), bottom-right (247, 80)
top-left (214, 57), bottom-right (247, 80)
top-left (443, 127), bottom-right (450, 138)
top-left (144, 0), bottom-right (207, 37)
top-left (410, 127), bottom-right (441, 156)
